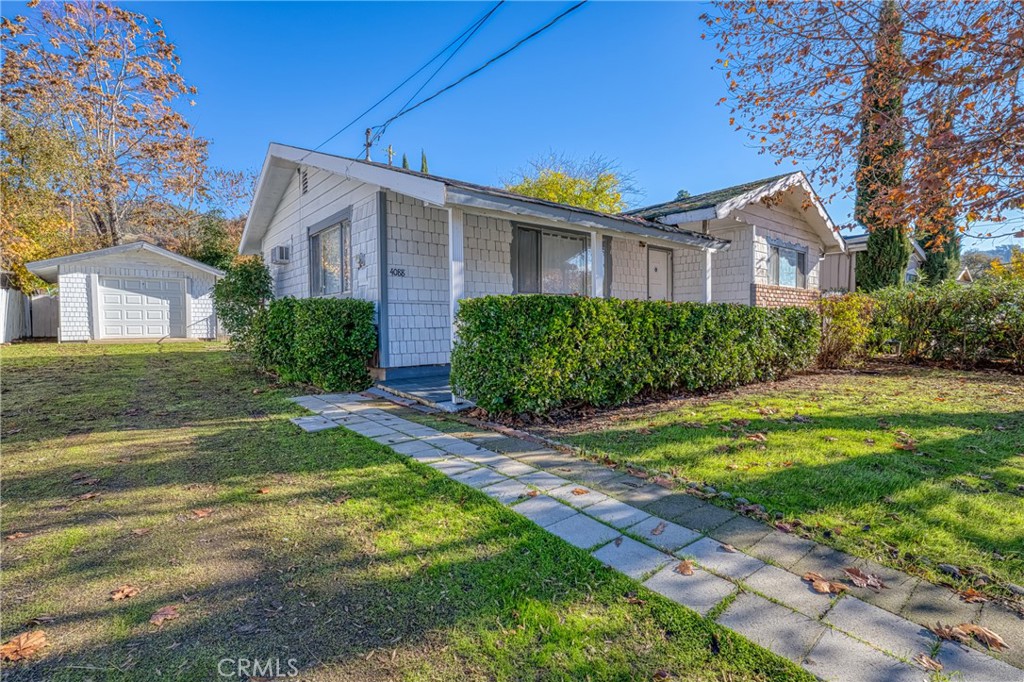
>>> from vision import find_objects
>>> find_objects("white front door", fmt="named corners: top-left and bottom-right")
top-left (648, 248), bottom-right (671, 301)
top-left (99, 277), bottom-right (186, 338)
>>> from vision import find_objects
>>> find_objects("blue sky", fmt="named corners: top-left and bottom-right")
top-left (11, 1), bottom-right (1022, 249)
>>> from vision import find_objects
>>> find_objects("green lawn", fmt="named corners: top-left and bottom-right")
top-left (0, 343), bottom-right (808, 681)
top-left (552, 366), bottom-right (1024, 597)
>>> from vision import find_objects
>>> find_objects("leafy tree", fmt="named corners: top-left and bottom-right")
top-left (702, 1), bottom-right (1024, 240)
top-left (503, 153), bottom-right (639, 214)
top-left (401, 153), bottom-right (409, 170)
top-left (675, 189), bottom-right (691, 200)
top-left (179, 211), bottom-right (241, 271)
top-left (990, 247), bottom-right (1024, 282)
top-left (420, 150), bottom-right (429, 174)
top-left (2, 2), bottom-right (207, 246)
top-left (916, 98), bottom-right (960, 283)
top-left (212, 256), bottom-right (273, 349)
top-left (853, 0), bottom-right (910, 291)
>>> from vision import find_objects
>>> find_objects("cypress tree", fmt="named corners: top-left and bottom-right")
top-left (855, 0), bottom-right (911, 291)
top-left (401, 153), bottom-right (409, 169)
top-left (420, 150), bottom-right (429, 174)
top-left (917, 100), bottom-right (960, 283)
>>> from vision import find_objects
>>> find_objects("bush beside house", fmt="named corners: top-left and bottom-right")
top-left (817, 293), bottom-right (874, 369)
top-left (211, 256), bottom-right (273, 350)
top-left (451, 295), bottom-right (819, 415)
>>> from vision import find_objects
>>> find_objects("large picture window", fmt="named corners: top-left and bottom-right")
top-left (310, 221), bottom-right (351, 296)
top-left (769, 244), bottom-right (806, 288)
top-left (514, 225), bottom-right (591, 295)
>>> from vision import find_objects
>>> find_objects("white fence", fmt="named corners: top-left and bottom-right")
top-left (0, 289), bottom-right (59, 342)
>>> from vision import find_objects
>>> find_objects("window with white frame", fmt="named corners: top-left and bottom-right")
top-left (309, 221), bottom-right (352, 296)
top-left (768, 244), bottom-right (806, 288)
top-left (514, 225), bottom-right (591, 295)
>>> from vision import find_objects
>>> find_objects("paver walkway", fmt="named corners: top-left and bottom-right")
top-left (289, 393), bottom-right (1023, 682)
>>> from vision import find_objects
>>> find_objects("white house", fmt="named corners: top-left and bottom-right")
top-left (239, 143), bottom-right (844, 379)
top-left (820, 233), bottom-right (928, 291)
top-left (27, 242), bottom-right (223, 342)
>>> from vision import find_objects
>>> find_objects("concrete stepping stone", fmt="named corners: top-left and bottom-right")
top-left (391, 440), bottom-right (440, 456)
top-left (513, 495), bottom-right (579, 528)
top-left (290, 416), bottom-right (338, 432)
top-left (487, 457), bottom-right (537, 477)
top-left (591, 536), bottom-right (672, 580)
top-left (460, 449), bottom-right (507, 466)
top-left (546, 513), bottom-right (620, 550)
top-left (346, 422), bottom-right (397, 438)
top-left (900, 580), bottom-right (983, 628)
top-left (643, 563), bottom-right (735, 616)
top-left (626, 517), bottom-right (701, 553)
top-left (936, 639), bottom-right (1024, 682)
top-left (319, 392), bottom-right (370, 404)
top-left (287, 396), bottom-right (333, 411)
top-left (742, 564), bottom-right (834, 618)
top-left (670, 501), bottom-right (736, 532)
top-left (679, 537), bottom-right (765, 580)
top-left (746, 531), bottom-right (816, 569)
top-left (585, 498), bottom-right (651, 530)
top-left (848, 558), bottom-right (920, 615)
top-left (451, 467), bottom-right (507, 490)
top-left (717, 593), bottom-right (826, 663)
top-left (371, 432), bottom-right (417, 446)
top-left (709, 514), bottom-right (773, 550)
top-left (518, 471), bottom-right (571, 491)
top-left (824, 596), bottom-right (939, 661)
top-left (427, 459), bottom-right (477, 476)
top-left (802, 628), bottom-right (921, 682)
top-left (435, 439), bottom-right (491, 456)
top-left (480, 479), bottom-right (533, 505)
top-left (392, 424), bottom-right (442, 438)
top-left (547, 483), bottom-right (609, 509)
top-left (408, 448), bottom-right (449, 463)
top-left (974, 602), bottom-right (1024, 670)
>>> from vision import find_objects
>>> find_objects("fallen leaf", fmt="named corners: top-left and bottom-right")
top-left (652, 670), bottom-right (673, 680)
top-left (0, 630), bottom-right (48, 662)
top-left (70, 472), bottom-right (91, 481)
top-left (332, 493), bottom-right (352, 505)
top-left (149, 605), bottom-right (179, 627)
top-left (731, 418), bottom-right (751, 427)
top-left (959, 623), bottom-right (1009, 651)
top-left (652, 476), bottom-right (674, 488)
top-left (792, 414), bottom-right (812, 423)
top-left (843, 567), bottom-right (887, 591)
top-left (650, 521), bottom-right (668, 536)
top-left (823, 436), bottom-right (838, 442)
top-left (627, 467), bottom-right (650, 479)
top-left (110, 585), bottom-right (140, 601)
top-left (747, 432), bottom-right (768, 443)
top-left (525, 490), bottom-right (539, 498)
top-left (5, 531), bottom-right (31, 540)
top-left (959, 588), bottom-right (989, 603)
top-left (864, 438), bottom-right (876, 445)
top-left (721, 544), bottom-right (737, 553)
top-left (930, 622), bottom-right (970, 644)
top-left (675, 560), bottom-right (695, 576)
top-left (775, 522), bottom-right (793, 533)
top-left (625, 594), bottom-right (646, 605)
top-left (74, 492), bottom-right (100, 501)
top-left (23, 616), bottom-right (56, 627)
top-left (803, 572), bottom-right (848, 594)
top-left (257, 488), bottom-right (271, 494)
top-left (614, 536), bottom-right (624, 547)
top-left (570, 488), bottom-right (591, 496)
top-left (72, 477), bottom-right (100, 486)
top-left (913, 653), bottom-right (943, 672)
top-left (191, 508), bottom-right (213, 519)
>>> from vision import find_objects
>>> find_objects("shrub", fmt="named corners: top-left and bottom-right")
top-left (249, 297), bottom-right (377, 391)
top-left (212, 256), bottom-right (273, 350)
top-left (817, 293), bottom-right (874, 369)
top-left (451, 296), bottom-right (819, 415)
top-left (870, 280), bottom-right (1024, 371)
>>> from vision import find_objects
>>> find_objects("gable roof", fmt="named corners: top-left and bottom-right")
top-left (26, 242), bottom-right (224, 283)
top-left (842, 233), bottom-right (928, 261)
top-left (239, 143), bottom-right (729, 254)
top-left (628, 172), bottom-right (845, 253)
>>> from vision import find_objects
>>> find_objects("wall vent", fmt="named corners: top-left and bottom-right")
top-left (301, 169), bottom-right (309, 194)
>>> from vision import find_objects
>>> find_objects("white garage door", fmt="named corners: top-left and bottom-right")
top-left (99, 277), bottom-right (186, 339)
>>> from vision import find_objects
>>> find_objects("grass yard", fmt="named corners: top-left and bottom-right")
top-left (548, 365), bottom-right (1024, 598)
top-left (0, 343), bottom-right (808, 681)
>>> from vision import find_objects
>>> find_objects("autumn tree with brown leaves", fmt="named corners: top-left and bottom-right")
top-left (2, 1), bottom-right (207, 247)
top-left (702, 1), bottom-right (1024, 244)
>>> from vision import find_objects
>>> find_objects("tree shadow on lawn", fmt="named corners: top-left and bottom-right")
top-left (571, 409), bottom-right (1024, 584)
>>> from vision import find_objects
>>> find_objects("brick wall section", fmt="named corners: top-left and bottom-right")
top-left (751, 283), bottom-right (820, 308)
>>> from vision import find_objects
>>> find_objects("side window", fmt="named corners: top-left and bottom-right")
top-left (769, 245), bottom-right (806, 288)
top-left (514, 225), bottom-right (590, 295)
top-left (309, 221), bottom-right (351, 296)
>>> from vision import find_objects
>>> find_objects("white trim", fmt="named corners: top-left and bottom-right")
top-left (590, 230), bottom-right (605, 298)
top-left (184, 277), bottom-right (193, 335)
top-left (27, 242), bottom-right (224, 283)
top-left (447, 206), bottom-right (465, 404)
top-left (702, 251), bottom-right (713, 303)
top-left (89, 273), bottom-right (101, 340)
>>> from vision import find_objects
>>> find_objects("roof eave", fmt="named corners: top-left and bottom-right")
top-left (26, 242), bottom-right (224, 281)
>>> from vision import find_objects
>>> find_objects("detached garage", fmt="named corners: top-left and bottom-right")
top-left (27, 243), bottom-right (223, 342)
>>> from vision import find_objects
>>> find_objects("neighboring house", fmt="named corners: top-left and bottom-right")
top-left (239, 143), bottom-right (844, 378)
top-left (820, 233), bottom-right (928, 291)
top-left (26, 243), bottom-right (223, 342)
top-left (956, 266), bottom-right (973, 284)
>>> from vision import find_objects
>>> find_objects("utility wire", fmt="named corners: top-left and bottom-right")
top-left (368, 1), bottom-right (588, 149)
top-left (372, 1), bottom-right (505, 146)
top-left (302, 2), bottom-right (510, 159)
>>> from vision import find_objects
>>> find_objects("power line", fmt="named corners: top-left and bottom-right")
top-left (303, 3), bottom-right (510, 159)
top-left (368, 1), bottom-right (588, 148)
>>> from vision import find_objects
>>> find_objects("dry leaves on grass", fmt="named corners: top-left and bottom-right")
top-left (149, 605), bottom-right (179, 627)
top-left (5, 531), bottom-right (31, 540)
top-left (959, 588), bottom-right (989, 603)
top-left (131, 528), bottom-right (151, 537)
top-left (747, 432), bottom-right (768, 443)
top-left (331, 493), bottom-right (352, 505)
top-left (803, 572), bottom-right (848, 594)
top-left (74, 492), bottom-right (100, 501)
top-left (192, 508), bottom-right (214, 519)
top-left (627, 467), bottom-right (650, 479)
top-left (624, 593), bottom-right (647, 605)
top-left (110, 585), bottom-right (140, 601)
top-left (843, 567), bottom-right (887, 591)
top-left (675, 560), bottom-right (695, 576)
top-left (913, 653), bottom-right (943, 672)
top-left (775, 522), bottom-right (794, 533)
top-left (72, 477), bottom-right (100, 486)
top-left (256, 488), bottom-right (271, 494)
top-left (959, 623), bottom-right (1009, 651)
top-left (0, 630), bottom-right (48, 662)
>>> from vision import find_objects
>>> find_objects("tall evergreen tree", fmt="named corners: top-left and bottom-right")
top-left (855, 0), bottom-right (911, 291)
top-left (401, 153), bottom-right (409, 170)
top-left (917, 99), bottom-right (960, 283)
top-left (420, 150), bottom-right (429, 174)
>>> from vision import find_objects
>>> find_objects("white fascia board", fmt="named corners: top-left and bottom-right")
top-left (238, 148), bottom-right (280, 254)
top-left (27, 242), bottom-right (224, 281)
top-left (447, 187), bottom-right (727, 251)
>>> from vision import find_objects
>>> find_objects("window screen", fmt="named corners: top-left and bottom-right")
top-left (514, 226), bottom-right (590, 295)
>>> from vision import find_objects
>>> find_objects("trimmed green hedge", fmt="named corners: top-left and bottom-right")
top-left (451, 295), bottom-right (819, 415)
top-left (250, 297), bottom-right (377, 391)
top-left (870, 280), bottom-right (1024, 371)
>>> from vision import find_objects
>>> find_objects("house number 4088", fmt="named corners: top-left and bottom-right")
top-left (389, 267), bottom-right (406, 277)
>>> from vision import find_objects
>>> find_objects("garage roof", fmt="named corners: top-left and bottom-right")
top-left (26, 243), bottom-right (225, 283)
